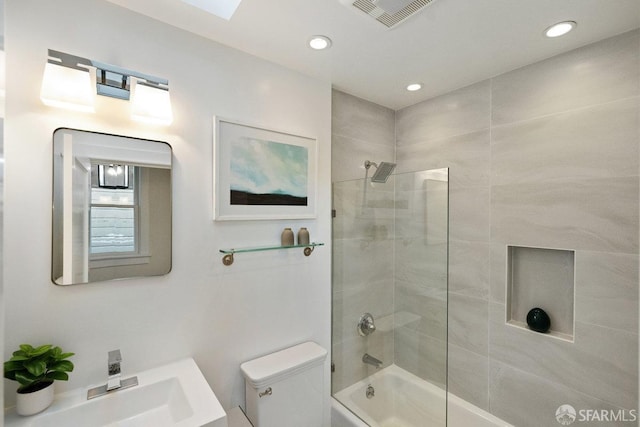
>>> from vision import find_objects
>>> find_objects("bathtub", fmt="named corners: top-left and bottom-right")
top-left (332, 364), bottom-right (511, 427)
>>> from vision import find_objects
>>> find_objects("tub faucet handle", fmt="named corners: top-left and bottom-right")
top-left (357, 313), bottom-right (377, 336)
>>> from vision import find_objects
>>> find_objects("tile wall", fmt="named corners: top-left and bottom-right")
top-left (396, 29), bottom-right (639, 426)
top-left (333, 28), bottom-right (639, 427)
top-left (331, 91), bottom-right (396, 392)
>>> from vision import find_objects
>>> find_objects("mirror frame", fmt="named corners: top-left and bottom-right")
top-left (51, 128), bottom-right (173, 285)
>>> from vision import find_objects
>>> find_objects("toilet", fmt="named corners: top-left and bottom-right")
top-left (240, 341), bottom-right (327, 427)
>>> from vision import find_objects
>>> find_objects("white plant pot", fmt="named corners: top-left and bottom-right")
top-left (16, 382), bottom-right (55, 416)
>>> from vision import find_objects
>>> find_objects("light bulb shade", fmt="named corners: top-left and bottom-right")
top-left (131, 80), bottom-right (173, 126)
top-left (41, 62), bottom-right (95, 113)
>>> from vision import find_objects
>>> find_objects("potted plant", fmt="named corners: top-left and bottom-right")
top-left (4, 344), bottom-right (74, 416)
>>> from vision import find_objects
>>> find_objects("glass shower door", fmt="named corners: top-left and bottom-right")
top-left (332, 168), bottom-right (449, 427)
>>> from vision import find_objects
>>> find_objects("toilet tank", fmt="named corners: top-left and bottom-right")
top-left (240, 341), bottom-right (327, 427)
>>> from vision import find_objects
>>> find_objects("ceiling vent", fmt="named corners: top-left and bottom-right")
top-left (350, 0), bottom-right (436, 28)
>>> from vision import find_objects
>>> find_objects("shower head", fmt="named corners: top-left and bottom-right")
top-left (364, 160), bottom-right (396, 183)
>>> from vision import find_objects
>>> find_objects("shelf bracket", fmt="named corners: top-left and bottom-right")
top-left (222, 252), bottom-right (235, 266)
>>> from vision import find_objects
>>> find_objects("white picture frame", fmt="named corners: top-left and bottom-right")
top-left (213, 117), bottom-right (317, 220)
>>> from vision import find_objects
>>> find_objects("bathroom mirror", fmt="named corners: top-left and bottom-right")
top-left (52, 129), bottom-right (172, 285)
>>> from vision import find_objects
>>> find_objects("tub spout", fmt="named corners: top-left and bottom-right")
top-left (362, 353), bottom-right (382, 368)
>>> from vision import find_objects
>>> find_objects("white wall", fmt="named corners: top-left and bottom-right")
top-left (3, 0), bottom-right (332, 423)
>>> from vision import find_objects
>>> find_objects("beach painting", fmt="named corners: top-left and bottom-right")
top-left (230, 138), bottom-right (308, 206)
top-left (214, 117), bottom-right (317, 220)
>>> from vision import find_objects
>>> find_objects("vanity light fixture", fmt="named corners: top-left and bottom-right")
top-left (406, 83), bottom-right (422, 92)
top-left (41, 49), bottom-right (173, 125)
top-left (41, 51), bottom-right (95, 113)
top-left (98, 164), bottom-right (129, 189)
top-left (130, 78), bottom-right (173, 126)
top-left (544, 21), bottom-right (576, 38)
top-left (308, 36), bottom-right (332, 50)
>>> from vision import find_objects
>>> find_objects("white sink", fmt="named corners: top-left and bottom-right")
top-left (4, 358), bottom-right (227, 427)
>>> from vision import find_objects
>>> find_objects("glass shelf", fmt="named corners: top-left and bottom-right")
top-left (219, 242), bottom-right (324, 266)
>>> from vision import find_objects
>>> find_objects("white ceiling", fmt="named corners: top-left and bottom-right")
top-left (106, 0), bottom-right (640, 110)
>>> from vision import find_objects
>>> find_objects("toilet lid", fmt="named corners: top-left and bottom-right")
top-left (240, 341), bottom-right (327, 388)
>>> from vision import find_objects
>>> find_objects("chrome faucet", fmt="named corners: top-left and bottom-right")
top-left (87, 349), bottom-right (139, 400)
top-left (107, 349), bottom-right (122, 391)
top-left (362, 353), bottom-right (383, 368)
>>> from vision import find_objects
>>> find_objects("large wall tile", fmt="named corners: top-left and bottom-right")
top-left (490, 242), bottom-right (508, 304)
top-left (334, 279), bottom-right (394, 344)
top-left (450, 186), bottom-right (491, 242)
top-left (332, 134), bottom-right (396, 182)
top-left (489, 303), bottom-right (638, 409)
top-left (448, 344), bottom-right (489, 411)
top-left (395, 240), bottom-right (448, 289)
top-left (332, 90), bottom-right (395, 146)
top-left (492, 30), bottom-right (640, 125)
top-left (332, 339), bottom-right (367, 393)
top-left (448, 293), bottom-right (489, 355)
top-left (395, 284), bottom-right (447, 342)
top-left (394, 327), bottom-right (447, 387)
top-left (449, 239), bottom-right (490, 299)
top-left (396, 130), bottom-right (490, 188)
top-left (575, 251), bottom-right (639, 333)
top-left (492, 97), bottom-right (639, 186)
top-left (332, 179), bottom-right (395, 241)
top-left (491, 177), bottom-right (639, 254)
top-left (333, 238), bottom-right (394, 293)
top-left (396, 81), bottom-right (490, 146)
top-left (489, 360), bottom-right (637, 427)
top-left (395, 175), bottom-right (449, 244)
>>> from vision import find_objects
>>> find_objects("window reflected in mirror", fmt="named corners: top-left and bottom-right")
top-left (52, 129), bottom-right (172, 285)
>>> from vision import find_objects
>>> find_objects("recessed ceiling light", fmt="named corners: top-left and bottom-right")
top-left (406, 83), bottom-right (422, 92)
top-left (544, 21), bottom-right (576, 38)
top-left (308, 36), bottom-right (332, 50)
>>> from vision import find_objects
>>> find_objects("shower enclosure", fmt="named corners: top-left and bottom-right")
top-left (332, 167), bottom-right (449, 427)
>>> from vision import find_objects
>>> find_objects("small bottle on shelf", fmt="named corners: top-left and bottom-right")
top-left (297, 227), bottom-right (310, 245)
top-left (281, 228), bottom-right (294, 246)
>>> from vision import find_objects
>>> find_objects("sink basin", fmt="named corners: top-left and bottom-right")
top-left (5, 358), bottom-right (227, 427)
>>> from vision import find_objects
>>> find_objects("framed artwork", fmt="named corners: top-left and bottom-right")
top-left (213, 117), bottom-right (317, 220)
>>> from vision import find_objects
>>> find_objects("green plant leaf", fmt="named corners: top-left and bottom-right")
top-left (18, 344), bottom-right (34, 354)
top-left (31, 345), bottom-right (52, 357)
top-left (49, 360), bottom-right (74, 373)
top-left (58, 352), bottom-right (75, 360)
top-left (5, 343), bottom-right (74, 388)
top-left (15, 371), bottom-right (38, 387)
top-left (24, 360), bottom-right (46, 377)
top-left (4, 360), bottom-right (24, 372)
top-left (45, 371), bottom-right (69, 381)
top-left (8, 355), bottom-right (28, 361)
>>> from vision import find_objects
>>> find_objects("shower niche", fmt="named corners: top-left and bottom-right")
top-left (506, 245), bottom-right (575, 341)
